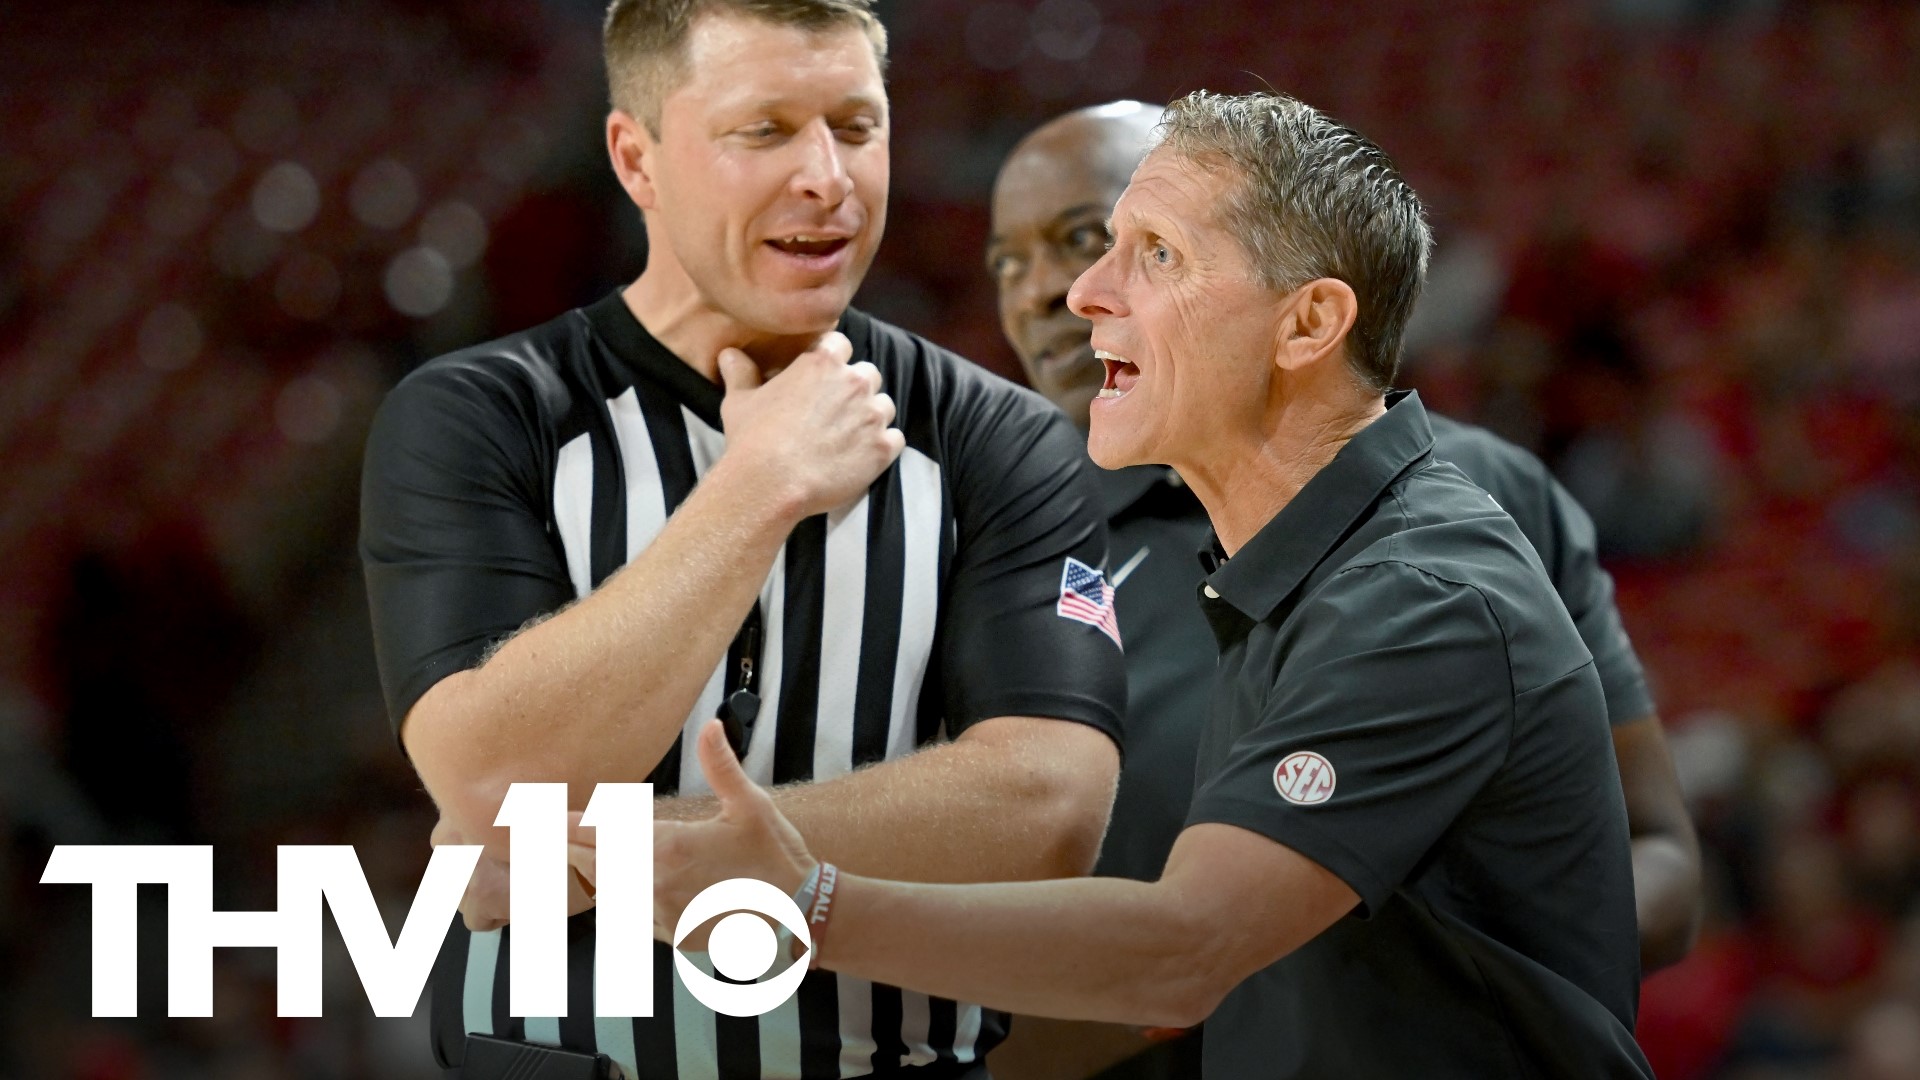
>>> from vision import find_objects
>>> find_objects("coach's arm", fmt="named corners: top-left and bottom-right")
top-left (824, 822), bottom-right (1335, 1026)
top-left (656, 722), bottom-right (1343, 1026)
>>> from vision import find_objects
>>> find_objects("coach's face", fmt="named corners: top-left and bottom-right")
top-left (1068, 149), bottom-right (1286, 471)
top-left (641, 13), bottom-right (889, 337)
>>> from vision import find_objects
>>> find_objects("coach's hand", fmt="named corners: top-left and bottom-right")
top-left (717, 332), bottom-right (904, 518)
top-left (654, 719), bottom-right (817, 944)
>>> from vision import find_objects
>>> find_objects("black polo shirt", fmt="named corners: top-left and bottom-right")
top-left (1090, 418), bottom-right (1656, 886)
top-left (1186, 392), bottom-right (1650, 1079)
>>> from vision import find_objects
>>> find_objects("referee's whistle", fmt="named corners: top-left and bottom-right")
top-left (720, 689), bottom-right (761, 754)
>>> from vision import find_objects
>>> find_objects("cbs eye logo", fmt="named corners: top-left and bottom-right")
top-left (673, 878), bottom-right (812, 1016)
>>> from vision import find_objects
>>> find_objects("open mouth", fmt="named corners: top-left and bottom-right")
top-left (766, 235), bottom-right (851, 261)
top-left (1095, 350), bottom-right (1140, 400)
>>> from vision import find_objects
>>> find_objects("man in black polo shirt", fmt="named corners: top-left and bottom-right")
top-left (359, 2), bottom-right (1125, 1077)
top-left (653, 90), bottom-right (1654, 1078)
top-left (982, 103), bottom-right (1700, 1079)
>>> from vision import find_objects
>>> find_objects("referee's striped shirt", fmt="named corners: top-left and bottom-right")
top-left (360, 291), bottom-right (1126, 1079)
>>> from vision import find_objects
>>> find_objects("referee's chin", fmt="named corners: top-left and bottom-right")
top-left (736, 249), bottom-right (878, 336)
top-left (733, 285), bottom-right (860, 342)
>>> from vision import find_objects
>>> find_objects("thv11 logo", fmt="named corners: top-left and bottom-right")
top-left (40, 783), bottom-right (809, 1019)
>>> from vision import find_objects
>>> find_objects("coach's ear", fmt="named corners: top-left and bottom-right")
top-left (1274, 277), bottom-right (1358, 375)
top-left (608, 109), bottom-right (661, 212)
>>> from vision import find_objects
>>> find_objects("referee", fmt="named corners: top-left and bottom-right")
top-left (655, 90), bottom-right (1656, 1079)
top-left (983, 103), bottom-right (1701, 1079)
top-left (359, 2), bottom-right (1125, 1077)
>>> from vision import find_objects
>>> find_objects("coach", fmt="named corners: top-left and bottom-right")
top-left (983, 102), bottom-right (1700, 1078)
top-left (655, 90), bottom-right (1656, 1078)
top-left (359, 1), bottom-right (1125, 1077)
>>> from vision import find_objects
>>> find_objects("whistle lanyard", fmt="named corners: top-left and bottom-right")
top-left (718, 602), bottom-right (764, 755)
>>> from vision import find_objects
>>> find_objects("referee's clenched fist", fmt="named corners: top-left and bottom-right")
top-left (716, 330), bottom-right (904, 517)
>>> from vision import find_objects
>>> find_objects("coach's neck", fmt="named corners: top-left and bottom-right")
top-left (1179, 357), bottom-right (1385, 557)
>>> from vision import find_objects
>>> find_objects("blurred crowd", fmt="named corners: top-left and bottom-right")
top-left (4, 1), bottom-right (1920, 1078)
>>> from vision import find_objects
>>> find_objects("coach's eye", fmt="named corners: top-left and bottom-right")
top-left (671, 879), bottom-right (813, 1017)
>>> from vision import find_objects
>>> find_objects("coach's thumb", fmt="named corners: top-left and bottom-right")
top-left (717, 348), bottom-right (761, 396)
top-left (697, 718), bottom-right (764, 815)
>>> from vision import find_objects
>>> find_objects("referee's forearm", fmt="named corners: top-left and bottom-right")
top-left (747, 718), bottom-right (1118, 884)
top-left (404, 457), bottom-right (805, 843)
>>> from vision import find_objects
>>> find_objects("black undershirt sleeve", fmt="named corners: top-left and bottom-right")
top-left (935, 385), bottom-right (1127, 749)
top-left (359, 358), bottom-right (575, 734)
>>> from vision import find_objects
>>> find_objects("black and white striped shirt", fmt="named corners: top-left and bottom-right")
top-left (360, 291), bottom-right (1127, 1079)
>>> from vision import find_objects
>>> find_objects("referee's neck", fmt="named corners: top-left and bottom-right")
top-left (622, 278), bottom-right (839, 383)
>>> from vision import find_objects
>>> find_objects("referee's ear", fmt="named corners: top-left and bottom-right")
top-left (607, 108), bottom-right (660, 213)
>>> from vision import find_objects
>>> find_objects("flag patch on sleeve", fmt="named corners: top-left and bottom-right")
top-left (1058, 556), bottom-right (1122, 648)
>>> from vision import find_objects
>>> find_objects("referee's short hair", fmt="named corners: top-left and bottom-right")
top-left (1158, 91), bottom-right (1432, 393)
top-left (604, 0), bottom-right (889, 136)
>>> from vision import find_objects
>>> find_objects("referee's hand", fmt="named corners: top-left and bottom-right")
top-left (717, 332), bottom-right (905, 518)
top-left (654, 720), bottom-right (818, 944)
top-left (431, 812), bottom-right (597, 931)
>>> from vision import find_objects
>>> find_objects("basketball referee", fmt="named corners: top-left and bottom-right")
top-left (359, 2), bottom-right (1125, 1077)
top-left (983, 103), bottom-right (1700, 1079)
top-left (655, 91), bottom-right (1656, 1078)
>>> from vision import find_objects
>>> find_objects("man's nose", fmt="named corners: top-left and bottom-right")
top-left (1068, 248), bottom-right (1124, 321)
top-left (792, 121), bottom-right (855, 206)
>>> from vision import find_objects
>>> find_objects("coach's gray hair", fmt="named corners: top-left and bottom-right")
top-left (1157, 91), bottom-right (1431, 391)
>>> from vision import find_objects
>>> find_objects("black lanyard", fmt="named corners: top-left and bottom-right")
top-left (717, 602), bottom-right (763, 756)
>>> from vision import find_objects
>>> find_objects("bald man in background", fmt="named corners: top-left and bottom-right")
top-left (982, 101), bottom-right (1702, 1080)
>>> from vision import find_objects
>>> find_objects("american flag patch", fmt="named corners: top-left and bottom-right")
top-left (1058, 556), bottom-right (1122, 647)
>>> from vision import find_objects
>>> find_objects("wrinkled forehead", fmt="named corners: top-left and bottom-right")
top-left (1112, 147), bottom-right (1236, 235)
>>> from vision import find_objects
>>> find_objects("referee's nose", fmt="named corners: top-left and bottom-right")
top-left (789, 118), bottom-right (856, 208)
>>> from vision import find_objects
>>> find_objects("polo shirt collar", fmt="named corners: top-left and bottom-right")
top-left (584, 289), bottom-right (870, 430)
top-left (1204, 390), bottom-right (1434, 623)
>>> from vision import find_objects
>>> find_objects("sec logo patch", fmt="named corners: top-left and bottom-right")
top-left (1274, 751), bottom-right (1336, 805)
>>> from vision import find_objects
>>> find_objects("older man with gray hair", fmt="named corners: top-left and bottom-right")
top-left (652, 90), bottom-right (1654, 1078)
